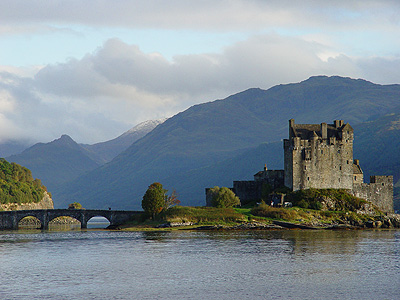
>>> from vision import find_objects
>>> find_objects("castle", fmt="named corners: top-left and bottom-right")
top-left (226, 119), bottom-right (393, 212)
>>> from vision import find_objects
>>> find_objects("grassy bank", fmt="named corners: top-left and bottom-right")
top-left (118, 206), bottom-right (397, 231)
top-left (118, 189), bottom-right (398, 230)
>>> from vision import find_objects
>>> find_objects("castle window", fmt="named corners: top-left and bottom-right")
top-left (347, 160), bottom-right (349, 164)
top-left (339, 178), bottom-right (341, 182)
top-left (321, 150), bottom-right (323, 154)
top-left (382, 183), bottom-right (385, 186)
top-left (354, 176), bottom-right (357, 181)
top-left (307, 177), bottom-right (310, 181)
top-left (339, 166), bottom-right (342, 170)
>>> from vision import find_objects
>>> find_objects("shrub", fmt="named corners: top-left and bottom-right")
top-left (286, 188), bottom-right (367, 211)
top-left (251, 201), bottom-right (297, 221)
top-left (208, 186), bottom-right (240, 208)
top-left (68, 202), bottom-right (83, 209)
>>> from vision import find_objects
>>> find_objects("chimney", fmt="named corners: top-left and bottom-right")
top-left (334, 120), bottom-right (344, 128)
top-left (321, 123), bottom-right (327, 139)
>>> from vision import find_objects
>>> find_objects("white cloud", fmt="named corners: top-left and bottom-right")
top-left (1, 0), bottom-right (399, 31)
top-left (0, 25), bottom-right (400, 144)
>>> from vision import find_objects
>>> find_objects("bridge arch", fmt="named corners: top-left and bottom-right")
top-left (87, 215), bottom-right (111, 228)
top-left (48, 216), bottom-right (81, 227)
top-left (18, 216), bottom-right (41, 229)
top-left (0, 209), bottom-right (141, 230)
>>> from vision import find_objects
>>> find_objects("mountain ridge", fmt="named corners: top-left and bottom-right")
top-left (54, 76), bottom-right (400, 209)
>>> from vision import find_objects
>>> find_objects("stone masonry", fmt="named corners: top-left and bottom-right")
top-left (284, 119), bottom-right (393, 212)
top-left (212, 119), bottom-right (394, 213)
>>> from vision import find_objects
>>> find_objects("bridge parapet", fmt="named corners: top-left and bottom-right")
top-left (0, 209), bottom-right (141, 230)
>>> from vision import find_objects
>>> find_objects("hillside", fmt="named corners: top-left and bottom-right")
top-left (55, 76), bottom-right (400, 209)
top-left (7, 135), bottom-right (102, 193)
top-left (0, 140), bottom-right (32, 157)
top-left (82, 119), bottom-right (166, 163)
top-left (0, 158), bottom-right (48, 205)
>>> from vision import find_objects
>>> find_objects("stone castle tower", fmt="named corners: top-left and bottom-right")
top-left (283, 119), bottom-right (393, 212)
top-left (284, 119), bottom-right (354, 191)
top-left (215, 118), bottom-right (393, 212)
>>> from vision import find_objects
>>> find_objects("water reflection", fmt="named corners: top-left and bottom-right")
top-left (87, 216), bottom-right (110, 229)
top-left (0, 229), bottom-right (398, 300)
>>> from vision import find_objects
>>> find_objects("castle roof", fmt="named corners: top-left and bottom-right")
top-left (289, 119), bottom-right (353, 140)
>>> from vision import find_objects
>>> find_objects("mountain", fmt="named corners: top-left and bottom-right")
top-left (55, 76), bottom-right (400, 209)
top-left (82, 119), bottom-right (166, 163)
top-left (7, 135), bottom-right (102, 194)
top-left (0, 140), bottom-right (32, 157)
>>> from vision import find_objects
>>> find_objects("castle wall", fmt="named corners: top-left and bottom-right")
top-left (285, 138), bottom-right (353, 191)
top-left (254, 170), bottom-right (284, 186)
top-left (284, 120), bottom-right (354, 191)
top-left (352, 176), bottom-right (394, 213)
top-left (283, 139), bottom-right (293, 189)
top-left (232, 181), bottom-right (264, 205)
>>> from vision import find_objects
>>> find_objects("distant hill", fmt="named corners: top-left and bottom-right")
top-left (55, 76), bottom-right (400, 209)
top-left (7, 135), bottom-right (102, 193)
top-left (0, 140), bottom-right (32, 157)
top-left (82, 119), bottom-right (166, 163)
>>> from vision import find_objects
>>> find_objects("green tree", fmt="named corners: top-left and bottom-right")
top-left (68, 202), bottom-right (83, 209)
top-left (209, 186), bottom-right (240, 208)
top-left (142, 182), bottom-right (167, 218)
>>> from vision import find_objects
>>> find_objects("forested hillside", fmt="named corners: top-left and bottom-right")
top-left (0, 158), bottom-right (47, 205)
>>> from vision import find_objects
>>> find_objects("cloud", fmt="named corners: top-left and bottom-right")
top-left (1, 0), bottom-right (399, 31)
top-left (1, 33), bottom-right (399, 144)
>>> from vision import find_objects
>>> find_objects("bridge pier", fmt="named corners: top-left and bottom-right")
top-left (81, 219), bottom-right (87, 229)
top-left (40, 212), bottom-right (49, 230)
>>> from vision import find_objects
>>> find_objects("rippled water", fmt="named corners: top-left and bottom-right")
top-left (0, 229), bottom-right (399, 300)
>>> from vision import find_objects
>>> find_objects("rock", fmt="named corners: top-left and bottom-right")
top-left (0, 191), bottom-right (54, 211)
top-left (229, 222), bottom-right (284, 230)
top-left (328, 224), bottom-right (356, 230)
top-left (366, 221), bottom-right (375, 228)
top-left (194, 225), bottom-right (224, 230)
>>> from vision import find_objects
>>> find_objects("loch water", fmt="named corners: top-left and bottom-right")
top-left (0, 229), bottom-right (399, 300)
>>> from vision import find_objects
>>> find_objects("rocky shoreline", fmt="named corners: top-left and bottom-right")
top-left (171, 213), bottom-right (400, 231)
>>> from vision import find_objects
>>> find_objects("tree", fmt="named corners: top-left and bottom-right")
top-left (164, 189), bottom-right (180, 210)
top-left (142, 182), bottom-right (167, 218)
top-left (208, 186), bottom-right (240, 208)
top-left (68, 202), bottom-right (83, 209)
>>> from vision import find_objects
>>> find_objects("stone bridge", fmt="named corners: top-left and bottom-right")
top-left (0, 209), bottom-right (142, 230)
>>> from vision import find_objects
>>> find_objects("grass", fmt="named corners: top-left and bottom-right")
top-left (118, 188), bottom-right (387, 230)
top-left (161, 206), bottom-right (247, 225)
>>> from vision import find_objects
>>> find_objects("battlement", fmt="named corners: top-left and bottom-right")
top-left (207, 119), bottom-right (394, 212)
top-left (284, 119), bottom-right (354, 191)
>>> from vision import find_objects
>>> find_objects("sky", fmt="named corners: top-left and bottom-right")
top-left (1, 0), bottom-right (400, 145)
